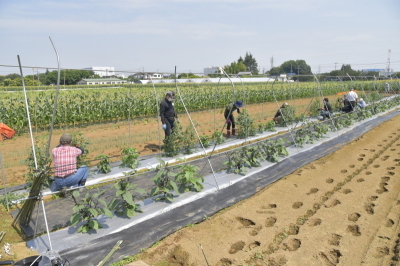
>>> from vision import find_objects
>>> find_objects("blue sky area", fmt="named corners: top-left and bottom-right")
top-left (0, 0), bottom-right (399, 76)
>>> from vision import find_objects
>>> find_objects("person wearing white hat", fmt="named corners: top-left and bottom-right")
top-left (358, 98), bottom-right (367, 108)
top-left (273, 103), bottom-right (288, 123)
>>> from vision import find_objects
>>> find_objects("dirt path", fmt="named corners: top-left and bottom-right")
top-left (133, 113), bottom-right (400, 266)
top-left (1, 96), bottom-right (333, 187)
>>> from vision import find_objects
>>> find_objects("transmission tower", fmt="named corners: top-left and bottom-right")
top-left (386, 49), bottom-right (391, 76)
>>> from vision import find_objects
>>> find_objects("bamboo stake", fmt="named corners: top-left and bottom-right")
top-left (96, 240), bottom-right (123, 266)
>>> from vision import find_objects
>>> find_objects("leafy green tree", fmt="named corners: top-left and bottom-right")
top-left (46, 69), bottom-right (94, 85)
top-left (268, 67), bottom-right (282, 76)
top-left (178, 73), bottom-right (201, 79)
top-left (243, 52), bottom-right (259, 74)
top-left (279, 60), bottom-right (312, 81)
top-left (224, 61), bottom-right (247, 74)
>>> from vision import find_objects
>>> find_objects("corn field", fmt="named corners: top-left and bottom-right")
top-left (0, 80), bottom-right (394, 134)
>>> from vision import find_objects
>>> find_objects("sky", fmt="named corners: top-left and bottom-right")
top-left (0, 0), bottom-right (399, 76)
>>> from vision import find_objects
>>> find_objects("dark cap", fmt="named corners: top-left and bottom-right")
top-left (234, 100), bottom-right (243, 107)
top-left (166, 91), bottom-right (175, 97)
top-left (60, 133), bottom-right (72, 144)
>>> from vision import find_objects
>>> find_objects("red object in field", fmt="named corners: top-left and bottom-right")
top-left (0, 123), bottom-right (16, 141)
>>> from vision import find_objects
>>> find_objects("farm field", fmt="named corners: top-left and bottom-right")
top-left (0, 95), bottom-right (335, 187)
top-left (130, 112), bottom-right (400, 266)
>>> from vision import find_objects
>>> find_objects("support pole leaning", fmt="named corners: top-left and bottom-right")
top-left (174, 66), bottom-right (220, 190)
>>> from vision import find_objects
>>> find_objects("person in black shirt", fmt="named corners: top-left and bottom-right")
top-left (224, 100), bottom-right (243, 137)
top-left (160, 91), bottom-right (178, 142)
top-left (273, 103), bottom-right (288, 124)
top-left (319, 98), bottom-right (333, 120)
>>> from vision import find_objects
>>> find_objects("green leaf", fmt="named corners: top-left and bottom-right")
top-left (135, 188), bottom-right (146, 194)
top-left (116, 189), bottom-right (125, 197)
top-left (122, 191), bottom-right (135, 205)
top-left (72, 190), bottom-right (80, 198)
top-left (150, 186), bottom-right (159, 196)
top-left (170, 181), bottom-right (179, 193)
top-left (89, 208), bottom-right (99, 218)
top-left (126, 208), bottom-right (134, 218)
top-left (88, 219), bottom-right (99, 230)
top-left (70, 213), bottom-right (82, 225)
top-left (103, 208), bottom-right (113, 218)
top-left (166, 194), bottom-right (174, 202)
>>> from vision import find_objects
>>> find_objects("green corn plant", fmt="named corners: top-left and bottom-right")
top-left (150, 159), bottom-right (179, 202)
top-left (175, 164), bottom-right (204, 193)
top-left (108, 179), bottom-right (146, 218)
top-left (69, 189), bottom-right (113, 233)
top-left (96, 154), bottom-right (112, 174)
top-left (121, 147), bottom-right (140, 169)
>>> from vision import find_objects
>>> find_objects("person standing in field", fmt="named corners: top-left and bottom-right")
top-left (224, 100), bottom-right (243, 137)
top-left (52, 133), bottom-right (89, 191)
top-left (344, 88), bottom-right (358, 112)
top-left (385, 82), bottom-right (390, 94)
top-left (160, 91), bottom-right (178, 142)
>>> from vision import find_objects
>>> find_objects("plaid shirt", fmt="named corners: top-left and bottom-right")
top-left (52, 145), bottom-right (83, 177)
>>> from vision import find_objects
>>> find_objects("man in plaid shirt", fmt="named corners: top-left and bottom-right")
top-left (52, 133), bottom-right (89, 191)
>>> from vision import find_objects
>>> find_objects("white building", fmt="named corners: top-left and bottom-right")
top-left (132, 73), bottom-right (163, 79)
top-left (82, 67), bottom-right (116, 77)
top-left (76, 78), bottom-right (126, 85)
top-left (204, 66), bottom-right (223, 76)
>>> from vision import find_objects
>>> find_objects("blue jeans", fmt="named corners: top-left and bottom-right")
top-left (52, 165), bottom-right (89, 191)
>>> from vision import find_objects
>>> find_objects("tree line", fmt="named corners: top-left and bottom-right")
top-left (0, 69), bottom-right (94, 86)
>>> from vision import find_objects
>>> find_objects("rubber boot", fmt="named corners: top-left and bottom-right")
top-left (227, 130), bottom-right (231, 138)
top-left (232, 129), bottom-right (236, 136)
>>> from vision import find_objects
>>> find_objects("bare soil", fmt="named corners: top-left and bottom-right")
top-left (132, 113), bottom-right (400, 266)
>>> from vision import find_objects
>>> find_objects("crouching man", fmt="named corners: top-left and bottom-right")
top-left (51, 133), bottom-right (89, 191)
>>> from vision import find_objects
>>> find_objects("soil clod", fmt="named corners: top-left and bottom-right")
top-left (347, 225), bottom-right (361, 236)
top-left (348, 213), bottom-right (361, 221)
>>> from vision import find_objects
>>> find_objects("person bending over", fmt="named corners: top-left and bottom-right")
top-left (224, 100), bottom-right (243, 137)
top-left (273, 103), bottom-right (289, 124)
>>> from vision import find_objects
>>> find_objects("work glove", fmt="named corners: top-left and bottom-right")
top-left (162, 124), bottom-right (167, 130)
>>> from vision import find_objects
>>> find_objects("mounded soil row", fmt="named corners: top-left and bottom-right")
top-left (133, 113), bottom-right (400, 266)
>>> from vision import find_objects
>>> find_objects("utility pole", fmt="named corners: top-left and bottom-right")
top-left (270, 56), bottom-right (274, 69)
top-left (335, 62), bottom-right (338, 71)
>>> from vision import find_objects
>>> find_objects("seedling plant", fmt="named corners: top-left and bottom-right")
top-left (175, 164), bottom-right (204, 193)
top-left (121, 147), bottom-right (140, 169)
top-left (212, 130), bottom-right (225, 144)
top-left (199, 135), bottom-right (210, 148)
top-left (96, 154), bottom-right (112, 173)
top-left (108, 179), bottom-right (145, 218)
top-left (69, 189), bottom-right (113, 233)
top-left (150, 159), bottom-right (179, 202)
